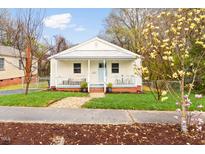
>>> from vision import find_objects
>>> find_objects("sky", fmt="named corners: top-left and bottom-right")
top-left (10, 8), bottom-right (112, 44)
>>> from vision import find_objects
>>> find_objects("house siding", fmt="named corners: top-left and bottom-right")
top-left (50, 58), bottom-right (142, 87)
top-left (0, 55), bottom-right (24, 80)
top-left (49, 37), bottom-right (142, 93)
top-left (0, 55), bottom-right (38, 87)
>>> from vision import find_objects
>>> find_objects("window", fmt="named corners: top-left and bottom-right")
top-left (112, 63), bottom-right (119, 73)
top-left (19, 59), bottom-right (23, 70)
top-left (0, 58), bottom-right (4, 70)
top-left (74, 63), bottom-right (81, 73)
top-left (99, 63), bottom-right (106, 68)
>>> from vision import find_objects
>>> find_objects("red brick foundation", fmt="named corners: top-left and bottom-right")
top-left (90, 87), bottom-right (104, 93)
top-left (0, 77), bottom-right (23, 87)
top-left (55, 88), bottom-right (81, 92)
top-left (0, 75), bottom-right (38, 87)
top-left (112, 86), bottom-right (142, 93)
top-left (54, 85), bottom-right (142, 93)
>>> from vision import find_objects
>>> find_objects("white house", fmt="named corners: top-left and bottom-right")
top-left (49, 37), bottom-right (142, 93)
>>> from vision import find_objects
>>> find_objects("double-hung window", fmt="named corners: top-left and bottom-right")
top-left (74, 63), bottom-right (81, 73)
top-left (0, 58), bottom-right (4, 71)
top-left (112, 63), bottom-right (119, 73)
top-left (19, 59), bottom-right (23, 70)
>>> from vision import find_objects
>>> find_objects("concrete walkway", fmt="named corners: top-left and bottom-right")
top-left (49, 93), bottom-right (105, 108)
top-left (1, 106), bottom-right (205, 124)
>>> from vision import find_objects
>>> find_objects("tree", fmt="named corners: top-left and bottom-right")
top-left (102, 9), bottom-right (164, 52)
top-left (52, 35), bottom-right (69, 54)
top-left (102, 8), bottom-right (170, 101)
top-left (141, 8), bottom-right (205, 132)
top-left (0, 9), bottom-right (15, 46)
top-left (12, 9), bottom-right (45, 95)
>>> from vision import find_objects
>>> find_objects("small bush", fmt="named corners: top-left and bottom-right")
top-left (80, 81), bottom-right (88, 89)
top-left (107, 82), bottom-right (112, 88)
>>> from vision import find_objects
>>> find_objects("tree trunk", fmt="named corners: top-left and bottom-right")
top-left (25, 80), bottom-right (30, 95)
top-left (180, 77), bottom-right (188, 133)
top-left (25, 46), bottom-right (32, 95)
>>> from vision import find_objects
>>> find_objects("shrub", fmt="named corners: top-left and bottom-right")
top-left (107, 82), bottom-right (112, 88)
top-left (80, 81), bottom-right (88, 89)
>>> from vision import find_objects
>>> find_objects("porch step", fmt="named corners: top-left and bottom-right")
top-left (90, 87), bottom-right (104, 93)
top-left (90, 93), bottom-right (105, 98)
top-left (90, 84), bottom-right (104, 88)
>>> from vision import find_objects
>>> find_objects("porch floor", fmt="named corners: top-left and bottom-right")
top-left (90, 84), bottom-right (104, 88)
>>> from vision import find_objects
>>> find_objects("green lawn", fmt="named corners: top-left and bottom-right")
top-left (0, 82), bottom-right (49, 91)
top-left (0, 91), bottom-right (88, 107)
top-left (82, 92), bottom-right (205, 111)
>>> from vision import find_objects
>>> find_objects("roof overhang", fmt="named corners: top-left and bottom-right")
top-left (48, 37), bottom-right (142, 60)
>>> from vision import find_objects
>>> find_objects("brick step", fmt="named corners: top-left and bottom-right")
top-left (90, 87), bottom-right (104, 93)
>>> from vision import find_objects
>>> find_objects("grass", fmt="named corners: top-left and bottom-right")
top-left (0, 91), bottom-right (88, 107)
top-left (82, 92), bottom-right (205, 111)
top-left (0, 84), bottom-right (23, 91)
top-left (0, 82), bottom-right (49, 91)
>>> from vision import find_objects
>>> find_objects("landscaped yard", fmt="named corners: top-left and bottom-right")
top-left (83, 92), bottom-right (205, 111)
top-left (0, 91), bottom-right (88, 107)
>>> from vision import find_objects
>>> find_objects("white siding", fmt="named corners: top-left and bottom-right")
top-left (0, 55), bottom-right (38, 80)
top-left (72, 40), bottom-right (116, 51)
top-left (50, 58), bottom-right (142, 87)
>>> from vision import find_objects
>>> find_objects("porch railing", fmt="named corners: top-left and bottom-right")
top-left (55, 77), bottom-right (87, 87)
top-left (113, 75), bottom-right (136, 85)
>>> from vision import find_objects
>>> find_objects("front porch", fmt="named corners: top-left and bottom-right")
top-left (51, 59), bottom-right (141, 93)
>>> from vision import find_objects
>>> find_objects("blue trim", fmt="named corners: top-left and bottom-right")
top-left (56, 85), bottom-right (80, 88)
top-left (113, 84), bottom-right (136, 88)
top-left (90, 84), bottom-right (104, 88)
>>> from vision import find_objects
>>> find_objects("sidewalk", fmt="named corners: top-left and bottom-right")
top-left (0, 106), bottom-right (204, 124)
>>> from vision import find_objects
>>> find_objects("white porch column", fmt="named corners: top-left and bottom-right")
top-left (87, 59), bottom-right (90, 92)
top-left (55, 59), bottom-right (58, 87)
top-left (103, 59), bottom-right (106, 93)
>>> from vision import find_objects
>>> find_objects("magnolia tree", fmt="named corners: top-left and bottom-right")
top-left (140, 8), bottom-right (205, 132)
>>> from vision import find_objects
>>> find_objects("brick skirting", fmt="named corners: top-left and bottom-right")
top-left (0, 77), bottom-right (23, 87)
top-left (90, 87), bottom-right (104, 93)
top-left (54, 88), bottom-right (81, 92)
top-left (0, 75), bottom-right (38, 87)
top-left (54, 85), bottom-right (142, 93)
top-left (112, 86), bottom-right (142, 93)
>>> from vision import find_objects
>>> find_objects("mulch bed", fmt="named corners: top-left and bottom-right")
top-left (0, 122), bottom-right (205, 145)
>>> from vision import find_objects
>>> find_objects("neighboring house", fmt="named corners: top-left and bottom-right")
top-left (0, 46), bottom-right (38, 87)
top-left (49, 37), bottom-right (142, 93)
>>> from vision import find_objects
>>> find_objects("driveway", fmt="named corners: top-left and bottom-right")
top-left (0, 88), bottom-right (42, 95)
top-left (0, 106), bottom-right (204, 124)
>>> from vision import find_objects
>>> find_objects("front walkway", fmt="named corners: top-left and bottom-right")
top-left (0, 106), bottom-right (204, 124)
top-left (49, 93), bottom-right (105, 108)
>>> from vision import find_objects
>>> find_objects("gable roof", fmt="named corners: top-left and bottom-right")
top-left (48, 37), bottom-right (141, 60)
top-left (0, 46), bottom-right (21, 58)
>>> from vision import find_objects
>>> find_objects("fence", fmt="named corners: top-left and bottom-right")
top-left (143, 80), bottom-right (181, 93)
top-left (22, 76), bottom-right (50, 89)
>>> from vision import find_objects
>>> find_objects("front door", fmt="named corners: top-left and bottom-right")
top-left (98, 63), bottom-right (106, 83)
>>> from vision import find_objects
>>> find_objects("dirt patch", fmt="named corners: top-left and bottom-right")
top-left (0, 122), bottom-right (205, 145)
